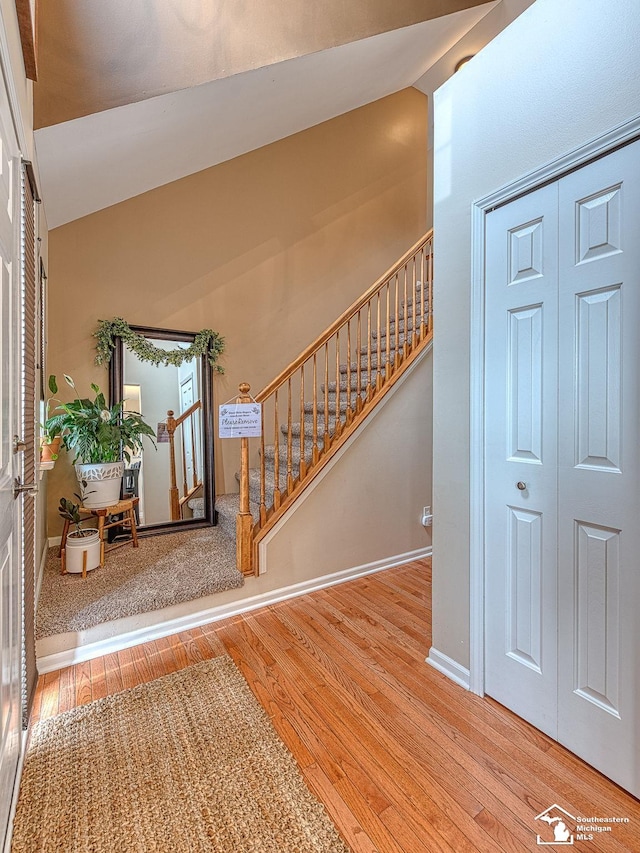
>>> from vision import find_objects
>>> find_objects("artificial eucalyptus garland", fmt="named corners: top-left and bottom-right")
top-left (94, 318), bottom-right (225, 372)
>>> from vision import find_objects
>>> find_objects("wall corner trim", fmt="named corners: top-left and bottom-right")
top-left (426, 647), bottom-right (470, 691)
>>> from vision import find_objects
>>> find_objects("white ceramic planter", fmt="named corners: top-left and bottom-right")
top-left (65, 528), bottom-right (101, 574)
top-left (75, 461), bottom-right (124, 508)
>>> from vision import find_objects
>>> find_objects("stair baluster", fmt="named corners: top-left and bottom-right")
top-left (299, 366), bottom-right (307, 480)
top-left (312, 353), bottom-right (319, 465)
top-left (273, 389), bottom-right (281, 510)
top-left (403, 268), bottom-right (409, 359)
top-left (235, 383), bottom-right (253, 574)
top-left (286, 377), bottom-right (294, 494)
top-left (346, 320), bottom-right (352, 424)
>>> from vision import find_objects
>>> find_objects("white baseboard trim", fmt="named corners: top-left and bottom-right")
top-left (48, 535), bottom-right (61, 548)
top-left (426, 647), bottom-right (470, 691)
top-left (37, 546), bottom-right (432, 674)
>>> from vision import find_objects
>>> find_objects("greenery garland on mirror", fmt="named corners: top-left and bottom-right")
top-left (94, 318), bottom-right (225, 372)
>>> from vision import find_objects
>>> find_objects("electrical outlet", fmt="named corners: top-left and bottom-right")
top-left (421, 506), bottom-right (433, 527)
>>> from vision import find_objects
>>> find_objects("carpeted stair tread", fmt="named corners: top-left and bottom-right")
top-left (304, 400), bottom-right (347, 415)
top-left (370, 312), bottom-right (430, 341)
top-left (282, 414), bottom-right (347, 439)
top-left (324, 373), bottom-right (381, 393)
top-left (339, 354), bottom-right (395, 374)
top-left (263, 440), bottom-right (313, 470)
top-left (399, 280), bottom-right (423, 305)
top-left (215, 493), bottom-right (260, 539)
top-left (246, 467), bottom-right (288, 506)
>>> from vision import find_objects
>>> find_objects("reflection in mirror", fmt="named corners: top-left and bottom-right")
top-left (110, 327), bottom-right (215, 533)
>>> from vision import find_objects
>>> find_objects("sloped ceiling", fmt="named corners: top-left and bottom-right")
top-left (34, 3), bottom-right (499, 229)
top-left (35, 0), bottom-right (493, 128)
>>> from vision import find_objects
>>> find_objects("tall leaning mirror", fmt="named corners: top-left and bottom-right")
top-left (108, 325), bottom-right (216, 533)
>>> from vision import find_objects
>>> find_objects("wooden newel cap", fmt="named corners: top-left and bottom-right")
top-left (167, 410), bottom-right (174, 417)
top-left (238, 383), bottom-right (251, 394)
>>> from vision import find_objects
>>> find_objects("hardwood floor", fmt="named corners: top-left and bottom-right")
top-left (31, 559), bottom-right (640, 852)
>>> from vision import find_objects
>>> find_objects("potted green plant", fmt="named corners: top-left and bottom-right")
top-left (46, 374), bottom-right (156, 508)
top-left (58, 495), bottom-right (101, 574)
top-left (40, 374), bottom-right (63, 465)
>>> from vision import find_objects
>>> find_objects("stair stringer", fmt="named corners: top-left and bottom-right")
top-left (255, 341), bottom-right (433, 576)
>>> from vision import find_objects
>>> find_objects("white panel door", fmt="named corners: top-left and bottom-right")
top-left (485, 140), bottom-right (640, 797)
top-left (484, 183), bottom-right (559, 738)
top-left (0, 86), bottom-right (21, 844)
top-left (557, 141), bottom-right (640, 795)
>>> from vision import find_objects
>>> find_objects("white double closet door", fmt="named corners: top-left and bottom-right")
top-left (484, 139), bottom-right (640, 796)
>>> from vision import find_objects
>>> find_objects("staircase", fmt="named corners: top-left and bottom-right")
top-left (217, 230), bottom-right (433, 574)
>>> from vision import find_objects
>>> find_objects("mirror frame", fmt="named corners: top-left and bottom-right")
top-left (109, 324), bottom-right (217, 534)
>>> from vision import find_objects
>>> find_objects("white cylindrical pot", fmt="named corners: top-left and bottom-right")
top-left (75, 461), bottom-right (125, 508)
top-left (65, 528), bottom-right (100, 574)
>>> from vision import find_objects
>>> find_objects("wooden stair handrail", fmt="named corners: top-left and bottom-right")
top-left (173, 400), bottom-right (202, 427)
top-left (255, 230), bottom-right (433, 402)
top-left (166, 401), bottom-right (203, 521)
top-left (237, 229), bottom-right (434, 575)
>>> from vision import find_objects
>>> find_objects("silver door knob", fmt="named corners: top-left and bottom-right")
top-left (516, 481), bottom-right (526, 491)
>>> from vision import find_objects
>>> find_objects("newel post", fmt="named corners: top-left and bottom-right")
top-left (166, 410), bottom-right (181, 521)
top-left (236, 383), bottom-right (255, 575)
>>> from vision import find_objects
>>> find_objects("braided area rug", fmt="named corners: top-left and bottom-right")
top-left (12, 657), bottom-right (350, 853)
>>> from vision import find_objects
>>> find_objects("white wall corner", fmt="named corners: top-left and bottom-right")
top-left (426, 647), bottom-right (470, 690)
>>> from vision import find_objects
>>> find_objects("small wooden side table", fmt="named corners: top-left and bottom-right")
top-left (59, 497), bottom-right (140, 574)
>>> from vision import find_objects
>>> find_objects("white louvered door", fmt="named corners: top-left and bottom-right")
top-left (484, 139), bottom-right (640, 797)
top-left (0, 76), bottom-right (22, 846)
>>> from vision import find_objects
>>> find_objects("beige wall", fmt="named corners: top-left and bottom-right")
top-left (432, 0), bottom-right (640, 669)
top-left (35, 0), bottom-right (486, 127)
top-left (45, 88), bottom-right (428, 535)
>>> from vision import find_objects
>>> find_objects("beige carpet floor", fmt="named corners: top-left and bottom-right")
top-left (12, 656), bottom-right (350, 853)
top-left (36, 527), bottom-right (244, 638)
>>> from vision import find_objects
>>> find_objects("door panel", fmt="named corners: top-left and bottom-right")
top-left (0, 82), bottom-right (20, 845)
top-left (557, 140), bottom-right (640, 795)
top-left (484, 183), bottom-right (559, 738)
top-left (485, 139), bottom-right (640, 798)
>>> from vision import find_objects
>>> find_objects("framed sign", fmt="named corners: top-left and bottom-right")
top-left (219, 402), bottom-right (262, 438)
top-left (156, 422), bottom-right (170, 443)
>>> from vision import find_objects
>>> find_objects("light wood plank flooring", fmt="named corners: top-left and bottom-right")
top-left (31, 559), bottom-right (640, 852)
